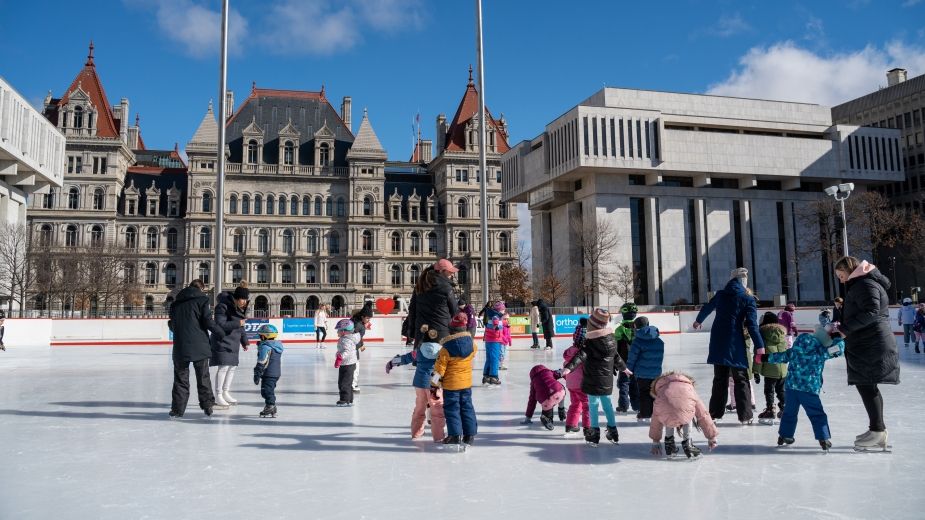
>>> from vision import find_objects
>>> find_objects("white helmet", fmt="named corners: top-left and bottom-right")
top-left (902, 298), bottom-right (913, 305)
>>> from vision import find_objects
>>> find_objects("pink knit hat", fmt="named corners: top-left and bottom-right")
top-left (588, 308), bottom-right (611, 330)
top-left (492, 300), bottom-right (506, 312)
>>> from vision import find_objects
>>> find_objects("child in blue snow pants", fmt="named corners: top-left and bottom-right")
top-left (588, 394), bottom-right (617, 428)
top-left (483, 342), bottom-right (502, 379)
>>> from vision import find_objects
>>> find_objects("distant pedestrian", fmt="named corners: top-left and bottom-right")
top-left (315, 304), bottom-right (329, 349)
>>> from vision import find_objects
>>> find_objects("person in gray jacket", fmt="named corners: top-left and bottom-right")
top-left (210, 285), bottom-right (250, 408)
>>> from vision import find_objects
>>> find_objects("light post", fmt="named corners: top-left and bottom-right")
top-left (214, 0), bottom-right (229, 299)
top-left (823, 182), bottom-right (854, 258)
top-left (888, 256), bottom-right (897, 303)
top-left (475, 0), bottom-right (489, 308)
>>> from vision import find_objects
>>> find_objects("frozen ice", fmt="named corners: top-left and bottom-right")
top-left (1, 334), bottom-right (923, 519)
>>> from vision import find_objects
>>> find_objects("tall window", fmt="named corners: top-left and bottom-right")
top-left (457, 232), bottom-right (469, 252)
top-left (498, 201), bottom-right (508, 219)
top-left (125, 227), bottom-right (137, 249)
top-left (306, 230), bottom-right (318, 253)
top-left (43, 189), bottom-right (55, 209)
top-left (428, 232), bottom-right (437, 254)
top-left (229, 195), bottom-right (238, 214)
top-left (146, 227), bottom-right (158, 250)
top-left (73, 106), bottom-right (84, 129)
top-left (145, 263), bottom-right (157, 285)
top-left (457, 198), bottom-right (467, 218)
top-left (458, 265), bottom-right (468, 285)
top-left (93, 188), bottom-right (104, 210)
top-left (165, 264), bottom-right (177, 288)
top-left (65, 225), bottom-right (78, 247)
top-left (90, 225), bottom-right (103, 247)
top-left (39, 225), bottom-right (52, 246)
top-left (233, 229), bottom-right (245, 253)
top-left (124, 263), bottom-right (136, 284)
top-left (68, 187), bottom-right (79, 209)
top-left (283, 141), bottom-right (294, 165)
top-left (362, 230), bottom-right (373, 252)
top-left (410, 232), bottom-right (421, 253)
top-left (325, 197), bottom-right (333, 216)
top-left (336, 198), bottom-right (345, 217)
top-left (247, 140), bottom-right (259, 164)
top-left (242, 195), bottom-right (250, 215)
top-left (202, 192), bottom-right (212, 213)
top-left (361, 264), bottom-right (373, 286)
top-left (167, 228), bottom-right (178, 252)
top-left (257, 229), bottom-right (269, 253)
top-left (279, 196), bottom-right (286, 215)
top-left (390, 231), bottom-right (401, 252)
top-left (319, 143), bottom-right (330, 166)
top-left (328, 264), bottom-right (340, 283)
top-left (306, 265), bottom-right (317, 283)
top-left (315, 196), bottom-right (323, 215)
top-left (281, 264), bottom-right (293, 283)
top-left (302, 196), bottom-right (310, 215)
top-left (199, 227), bottom-right (211, 249)
top-left (391, 265), bottom-right (402, 287)
top-left (266, 195), bottom-right (275, 215)
top-left (198, 263), bottom-right (210, 285)
top-left (254, 195), bottom-right (263, 215)
top-left (282, 229), bottom-right (294, 254)
top-left (291, 196), bottom-right (299, 216)
top-left (499, 232), bottom-right (510, 254)
top-left (363, 196), bottom-right (373, 216)
top-left (232, 264), bottom-right (243, 284)
top-left (329, 231), bottom-right (340, 254)
top-left (257, 264), bottom-right (268, 283)
top-left (410, 265), bottom-right (420, 286)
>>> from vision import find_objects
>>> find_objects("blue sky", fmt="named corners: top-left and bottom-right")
top-left (2, 0), bottom-right (924, 254)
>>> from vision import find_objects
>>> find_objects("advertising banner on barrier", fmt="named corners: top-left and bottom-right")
top-left (282, 317), bottom-right (316, 338)
top-left (553, 314), bottom-right (587, 335)
top-left (508, 316), bottom-right (530, 335)
top-left (244, 319), bottom-right (269, 340)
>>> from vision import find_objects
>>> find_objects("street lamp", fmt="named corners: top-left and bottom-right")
top-left (888, 256), bottom-right (897, 303)
top-left (823, 182), bottom-right (854, 258)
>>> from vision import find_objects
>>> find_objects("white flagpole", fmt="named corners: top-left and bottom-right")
top-left (214, 0), bottom-right (229, 298)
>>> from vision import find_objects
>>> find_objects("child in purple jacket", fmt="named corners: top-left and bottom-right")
top-left (778, 303), bottom-right (798, 347)
top-left (522, 365), bottom-right (566, 430)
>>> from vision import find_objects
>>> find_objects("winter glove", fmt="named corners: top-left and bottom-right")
top-left (521, 417), bottom-right (532, 424)
top-left (334, 353), bottom-right (343, 369)
top-left (622, 368), bottom-right (633, 377)
top-left (385, 354), bottom-right (402, 374)
top-left (754, 373), bottom-right (761, 384)
top-left (253, 364), bottom-right (265, 385)
top-left (650, 442), bottom-right (662, 456)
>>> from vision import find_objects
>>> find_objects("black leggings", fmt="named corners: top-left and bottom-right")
top-left (316, 327), bottom-right (327, 343)
top-left (856, 384), bottom-right (885, 432)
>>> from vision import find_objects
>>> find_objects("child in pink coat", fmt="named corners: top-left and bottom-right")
top-left (522, 365), bottom-right (566, 430)
top-left (500, 312), bottom-right (513, 371)
top-left (562, 318), bottom-right (590, 434)
top-left (649, 371), bottom-right (718, 459)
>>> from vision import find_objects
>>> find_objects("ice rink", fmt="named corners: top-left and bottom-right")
top-left (1, 333), bottom-right (923, 519)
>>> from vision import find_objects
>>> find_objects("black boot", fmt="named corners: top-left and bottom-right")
top-left (777, 436), bottom-right (795, 446)
top-left (584, 427), bottom-right (601, 446)
top-left (259, 405), bottom-right (277, 418)
top-left (462, 435), bottom-right (474, 446)
top-left (664, 435), bottom-right (678, 457)
top-left (605, 426), bottom-right (619, 444)
top-left (544, 339), bottom-right (554, 350)
top-left (540, 409), bottom-right (555, 430)
top-left (820, 439), bottom-right (832, 452)
top-left (558, 405), bottom-right (566, 421)
top-left (682, 438), bottom-right (701, 458)
top-left (442, 435), bottom-right (461, 446)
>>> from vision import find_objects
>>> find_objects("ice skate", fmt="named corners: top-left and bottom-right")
top-left (636, 415), bottom-right (650, 424)
top-left (758, 406), bottom-right (776, 425)
top-left (259, 405), bottom-right (277, 418)
top-left (462, 435), bottom-right (474, 447)
top-left (564, 425), bottom-right (581, 437)
top-left (530, 343), bottom-right (540, 350)
top-left (854, 430), bottom-right (891, 452)
top-left (739, 418), bottom-right (754, 426)
top-left (557, 406), bottom-right (566, 421)
top-left (682, 438), bottom-right (701, 459)
top-left (202, 405), bottom-right (213, 418)
top-left (213, 392), bottom-right (230, 410)
top-left (222, 391), bottom-right (237, 406)
top-left (482, 376), bottom-right (489, 385)
top-left (820, 439), bottom-right (832, 453)
top-left (168, 410), bottom-right (183, 420)
top-left (615, 406), bottom-right (628, 414)
top-left (335, 400), bottom-right (351, 407)
top-left (540, 410), bottom-right (555, 430)
top-left (777, 436), bottom-right (795, 447)
top-left (855, 430), bottom-right (873, 441)
top-left (442, 435), bottom-right (466, 452)
top-left (488, 376), bottom-right (502, 385)
top-left (584, 427), bottom-right (600, 447)
top-left (605, 426), bottom-right (619, 444)
top-left (664, 435), bottom-right (678, 459)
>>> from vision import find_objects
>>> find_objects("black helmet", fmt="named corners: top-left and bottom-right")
top-left (620, 302), bottom-right (638, 321)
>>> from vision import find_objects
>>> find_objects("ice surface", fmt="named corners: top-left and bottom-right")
top-left (1, 334), bottom-right (923, 519)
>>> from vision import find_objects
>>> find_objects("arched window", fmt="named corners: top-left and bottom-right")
top-left (362, 230), bottom-right (373, 252)
top-left (315, 196), bottom-right (323, 216)
top-left (319, 142), bottom-right (330, 166)
top-left (232, 263), bottom-right (243, 284)
top-left (328, 231), bottom-right (340, 254)
top-left (325, 197), bottom-right (333, 216)
top-left (306, 230), bottom-right (318, 253)
top-left (498, 201), bottom-right (509, 219)
top-left (283, 141), bottom-right (294, 165)
top-left (93, 188), bottom-right (104, 210)
top-left (306, 264), bottom-right (317, 284)
top-left (428, 232), bottom-right (437, 254)
top-left (458, 265), bottom-right (469, 285)
top-left (68, 187), bottom-right (80, 209)
top-left (39, 224), bottom-right (52, 246)
top-left (247, 140), bottom-right (259, 164)
top-left (90, 225), bottom-right (104, 247)
top-left (242, 195), bottom-right (250, 215)
top-left (391, 264), bottom-right (402, 287)
top-left (328, 264), bottom-right (340, 283)
top-left (198, 262), bottom-right (210, 285)
top-left (499, 232), bottom-right (510, 253)
top-left (233, 229), bottom-right (245, 253)
top-left (257, 229), bottom-right (269, 253)
top-left (256, 264), bottom-right (268, 283)
top-left (165, 263), bottom-right (177, 287)
top-left (291, 195), bottom-right (299, 216)
top-left (390, 231), bottom-right (401, 252)
top-left (202, 192), bottom-right (212, 213)
top-left (146, 227), bottom-right (159, 250)
top-left (125, 226), bottom-right (137, 249)
top-left (457, 198), bottom-right (467, 218)
top-left (410, 232), bottom-right (421, 253)
top-left (229, 195), bottom-right (238, 214)
top-left (302, 196), bottom-right (310, 215)
top-left (281, 264), bottom-right (293, 284)
top-left (199, 227), bottom-right (211, 249)
top-left (266, 195), bottom-right (275, 215)
top-left (410, 265), bottom-right (421, 285)
top-left (282, 229), bottom-right (294, 254)
top-left (167, 228), bottom-right (178, 252)
top-left (65, 225), bottom-right (78, 247)
top-left (124, 263), bottom-right (136, 284)
top-left (278, 196), bottom-right (286, 215)
top-left (336, 198), bottom-right (346, 217)
top-left (280, 295), bottom-right (295, 317)
top-left (363, 196), bottom-right (373, 216)
top-left (73, 106), bottom-right (84, 129)
top-left (361, 264), bottom-right (373, 286)
top-left (145, 262), bottom-right (157, 285)
top-left (457, 231), bottom-right (469, 252)
top-left (254, 195), bottom-right (263, 215)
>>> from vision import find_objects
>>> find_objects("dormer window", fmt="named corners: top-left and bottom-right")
top-left (283, 141), bottom-right (295, 165)
top-left (127, 199), bottom-right (136, 215)
top-left (168, 200), bottom-right (178, 217)
top-left (319, 143), bottom-right (330, 166)
top-left (247, 140), bottom-right (259, 164)
top-left (148, 199), bottom-right (158, 216)
top-left (73, 106), bottom-right (84, 129)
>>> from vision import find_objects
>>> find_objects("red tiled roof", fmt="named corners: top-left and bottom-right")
top-left (410, 139), bottom-right (425, 162)
top-left (126, 165), bottom-right (186, 175)
top-left (444, 69), bottom-right (510, 153)
top-left (57, 42), bottom-right (120, 139)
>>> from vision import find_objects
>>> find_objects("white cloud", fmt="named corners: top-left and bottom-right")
top-left (355, 0), bottom-right (427, 32)
top-left (125, 0), bottom-right (248, 57)
top-left (902, 0), bottom-right (922, 7)
top-left (260, 0), bottom-right (360, 55)
top-left (707, 41), bottom-right (925, 106)
top-left (711, 13), bottom-right (751, 38)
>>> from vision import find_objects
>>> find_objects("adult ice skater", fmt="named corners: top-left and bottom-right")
top-left (693, 267), bottom-right (764, 424)
top-left (168, 279), bottom-right (226, 418)
top-left (407, 259), bottom-right (459, 346)
top-left (210, 285), bottom-right (250, 409)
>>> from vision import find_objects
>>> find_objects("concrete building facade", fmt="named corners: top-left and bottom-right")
top-left (502, 87), bottom-right (903, 307)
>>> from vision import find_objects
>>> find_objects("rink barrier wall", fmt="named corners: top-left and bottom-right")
top-left (0, 306), bottom-right (910, 348)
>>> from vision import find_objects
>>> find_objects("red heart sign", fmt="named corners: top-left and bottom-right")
top-left (375, 298), bottom-right (395, 315)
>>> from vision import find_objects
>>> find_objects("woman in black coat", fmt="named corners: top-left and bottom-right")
top-left (210, 286), bottom-right (250, 408)
top-left (835, 256), bottom-right (899, 451)
top-left (408, 261), bottom-right (459, 346)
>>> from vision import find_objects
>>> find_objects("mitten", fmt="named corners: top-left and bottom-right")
top-left (650, 442), bottom-right (662, 456)
top-left (708, 439), bottom-right (718, 451)
top-left (754, 373), bottom-right (761, 384)
top-left (622, 368), bottom-right (633, 377)
top-left (334, 353), bottom-right (343, 368)
top-left (556, 368), bottom-right (571, 379)
top-left (253, 364), bottom-right (265, 385)
top-left (385, 354), bottom-right (402, 374)
top-left (430, 372), bottom-right (442, 389)
top-left (755, 347), bottom-right (766, 357)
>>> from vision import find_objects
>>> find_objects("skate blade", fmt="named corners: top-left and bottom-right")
top-left (563, 432), bottom-right (582, 438)
top-left (441, 444), bottom-right (467, 452)
top-left (585, 442), bottom-right (600, 448)
top-left (758, 419), bottom-right (775, 425)
top-left (853, 445), bottom-right (892, 453)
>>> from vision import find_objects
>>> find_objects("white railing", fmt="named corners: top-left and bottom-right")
top-left (225, 162), bottom-right (348, 177)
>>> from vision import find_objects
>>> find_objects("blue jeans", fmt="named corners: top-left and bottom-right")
top-left (483, 342), bottom-right (502, 377)
top-left (617, 371), bottom-right (639, 411)
top-left (778, 387), bottom-right (830, 440)
top-left (588, 394), bottom-right (616, 428)
top-left (443, 388), bottom-right (477, 436)
top-left (903, 324), bottom-right (914, 344)
top-left (261, 376), bottom-right (278, 406)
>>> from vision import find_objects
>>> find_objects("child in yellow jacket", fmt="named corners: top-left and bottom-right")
top-left (432, 312), bottom-right (478, 449)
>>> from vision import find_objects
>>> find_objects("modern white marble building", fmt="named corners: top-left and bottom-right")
top-left (502, 87), bottom-right (904, 307)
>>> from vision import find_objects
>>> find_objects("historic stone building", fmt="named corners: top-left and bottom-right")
top-left (27, 45), bottom-right (518, 316)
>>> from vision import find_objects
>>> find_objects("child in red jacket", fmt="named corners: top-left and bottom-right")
top-left (522, 365), bottom-right (566, 430)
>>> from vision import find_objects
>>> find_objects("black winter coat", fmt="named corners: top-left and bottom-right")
top-left (563, 328), bottom-right (627, 396)
top-left (168, 286), bottom-right (225, 363)
top-left (534, 299), bottom-right (553, 339)
top-left (409, 276), bottom-right (458, 343)
top-left (210, 291), bottom-right (248, 367)
top-left (840, 269), bottom-right (900, 386)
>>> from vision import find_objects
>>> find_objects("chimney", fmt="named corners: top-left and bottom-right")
top-left (887, 68), bottom-right (907, 87)
top-left (436, 114), bottom-right (447, 151)
top-left (225, 90), bottom-right (234, 121)
top-left (341, 96), bottom-right (352, 131)
top-left (119, 98), bottom-right (129, 144)
top-left (421, 139), bottom-right (433, 163)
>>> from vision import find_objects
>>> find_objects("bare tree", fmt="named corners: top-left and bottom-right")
top-left (539, 273), bottom-right (567, 306)
top-left (0, 223), bottom-right (30, 316)
top-left (608, 264), bottom-right (640, 303)
top-left (570, 216), bottom-right (620, 308)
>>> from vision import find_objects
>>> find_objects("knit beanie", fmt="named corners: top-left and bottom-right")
top-left (492, 300), bottom-right (506, 312)
top-left (233, 286), bottom-right (250, 300)
top-left (730, 267), bottom-right (748, 283)
top-left (449, 312), bottom-right (469, 330)
top-left (588, 308), bottom-right (610, 331)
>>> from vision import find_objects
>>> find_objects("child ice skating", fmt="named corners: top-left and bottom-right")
top-left (499, 312), bottom-right (512, 371)
top-left (913, 303), bottom-right (925, 353)
top-left (432, 312), bottom-right (478, 449)
top-left (386, 341), bottom-right (447, 441)
top-left (648, 372), bottom-right (718, 459)
top-left (522, 365), bottom-right (566, 430)
top-left (481, 300), bottom-right (505, 385)
top-left (626, 316), bottom-right (664, 422)
top-left (753, 312), bottom-right (788, 424)
top-left (562, 318), bottom-right (590, 434)
top-left (755, 315), bottom-right (845, 452)
top-left (334, 319), bottom-right (359, 407)
top-left (613, 302), bottom-right (639, 413)
top-left (778, 302), bottom-right (798, 348)
top-left (252, 324), bottom-right (284, 418)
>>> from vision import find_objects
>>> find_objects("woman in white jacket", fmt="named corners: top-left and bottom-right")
top-left (529, 305), bottom-right (541, 350)
top-left (315, 304), bottom-right (329, 349)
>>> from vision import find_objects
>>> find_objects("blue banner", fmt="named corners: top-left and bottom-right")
top-left (283, 317), bottom-right (316, 334)
top-left (553, 314), bottom-right (587, 335)
top-left (244, 318), bottom-right (269, 340)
